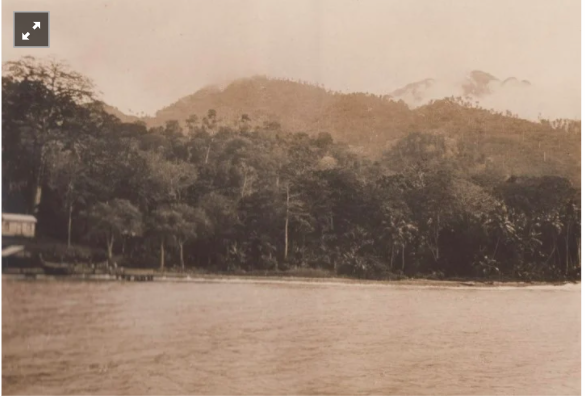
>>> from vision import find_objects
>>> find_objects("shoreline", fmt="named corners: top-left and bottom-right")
top-left (2, 272), bottom-right (580, 288)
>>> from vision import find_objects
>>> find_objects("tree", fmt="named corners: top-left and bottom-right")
top-left (148, 207), bottom-right (175, 271)
top-left (148, 205), bottom-right (210, 270)
top-left (46, 141), bottom-right (88, 248)
top-left (202, 109), bottom-right (218, 164)
top-left (87, 199), bottom-right (143, 265)
top-left (198, 192), bottom-right (239, 268)
top-left (163, 120), bottom-right (183, 136)
top-left (171, 204), bottom-right (210, 269)
top-left (239, 114), bottom-right (251, 132)
top-left (496, 176), bottom-right (579, 275)
top-left (139, 150), bottom-right (197, 207)
top-left (3, 56), bottom-right (95, 215)
top-left (185, 114), bottom-right (199, 135)
top-left (277, 135), bottom-right (320, 263)
top-left (379, 204), bottom-right (417, 273)
top-left (174, 206), bottom-right (210, 269)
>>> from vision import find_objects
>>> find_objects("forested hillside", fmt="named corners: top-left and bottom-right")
top-left (2, 57), bottom-right (581, 281)
top-left (129, 76), bottom-right (580, 183)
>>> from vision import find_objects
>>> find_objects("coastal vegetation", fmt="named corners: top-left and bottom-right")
top-left (2, 57), bottom-right (581, 281)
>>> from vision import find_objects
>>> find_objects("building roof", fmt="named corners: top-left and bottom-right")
top-left (2, 213), bottom-right (37, 223)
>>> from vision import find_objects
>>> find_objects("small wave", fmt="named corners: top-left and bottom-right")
top-left (152, 276), bottom-right (581, 291)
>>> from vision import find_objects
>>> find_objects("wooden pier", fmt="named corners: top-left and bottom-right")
top-left (115, 269), bottom-right (155, 282)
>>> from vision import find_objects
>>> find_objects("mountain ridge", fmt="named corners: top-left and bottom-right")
top-left (102, 74), bottom-right (580, 183)
top-left (107, 70), bottom-right (576, 127)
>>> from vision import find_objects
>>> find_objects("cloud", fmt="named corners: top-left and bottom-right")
top-left (393, 72), bottom-right (580, 121)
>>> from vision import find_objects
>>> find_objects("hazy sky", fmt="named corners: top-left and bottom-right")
top-left (2, 0), bottom-right (581, 116)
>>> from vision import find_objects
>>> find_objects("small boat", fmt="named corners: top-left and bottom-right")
top-left (38, 254), bottom-right (73, 276)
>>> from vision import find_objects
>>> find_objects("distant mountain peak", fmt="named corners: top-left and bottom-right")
top-left (463, 70), bottom-right (499, 96)
top-left (390, 78), bottom-right (436, 102)
top-left (469, 70), bottom-right (498, 83)
top-left (390, 69), bottom-right (538, 117)
top-left (502, 77), bottom-right (532, 87)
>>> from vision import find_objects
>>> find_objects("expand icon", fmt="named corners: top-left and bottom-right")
top-left (14, 12), bottom-right (49, 48)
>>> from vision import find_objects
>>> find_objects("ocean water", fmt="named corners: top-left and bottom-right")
top-left (2, 279), bottom-right (580, 395)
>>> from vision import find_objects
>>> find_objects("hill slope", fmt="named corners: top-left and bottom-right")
top-left (143, 76), bottom-right (412, 148)
top-left (105, 76), bottom-right (581, 183)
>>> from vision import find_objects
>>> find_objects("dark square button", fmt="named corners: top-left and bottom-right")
top-left (14, 12), bottom-right (49, 47)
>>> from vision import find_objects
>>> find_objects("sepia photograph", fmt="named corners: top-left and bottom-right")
top-left (1, 0), bottom-right (581, 394)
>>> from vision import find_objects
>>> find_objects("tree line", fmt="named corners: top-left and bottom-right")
top-left (2, 57), bottom-right (580, 280)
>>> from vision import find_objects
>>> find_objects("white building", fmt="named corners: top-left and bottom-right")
top-left (2, 213), bottom-right (37, 238)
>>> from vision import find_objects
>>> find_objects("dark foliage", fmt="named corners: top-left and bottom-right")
top-left (3, 57), bottom-right (581, 281)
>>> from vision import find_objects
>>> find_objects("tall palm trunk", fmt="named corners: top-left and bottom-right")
top-left (67, 204), bottom-right (73, 249)
top-left (30, 146), bottom-right (46, 216)
top-left (106, 235), bottom-right (114, 266)
top-left (577, 238), bottom-right (581, 267)
top-left (179, 241), bottom-right (185, 270)
top-left (204, 138), bottom-right (214, 164)
top-left (565, 221), bottom-right (571, 275)
top-left (160, 239), bottom-right (165, 271)
top-left (492, 236), bottom-right (500, 260)
top-left (31, 178), bottom-right (42, 215)
top-left (284, 183), bottom-right (290, 264)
